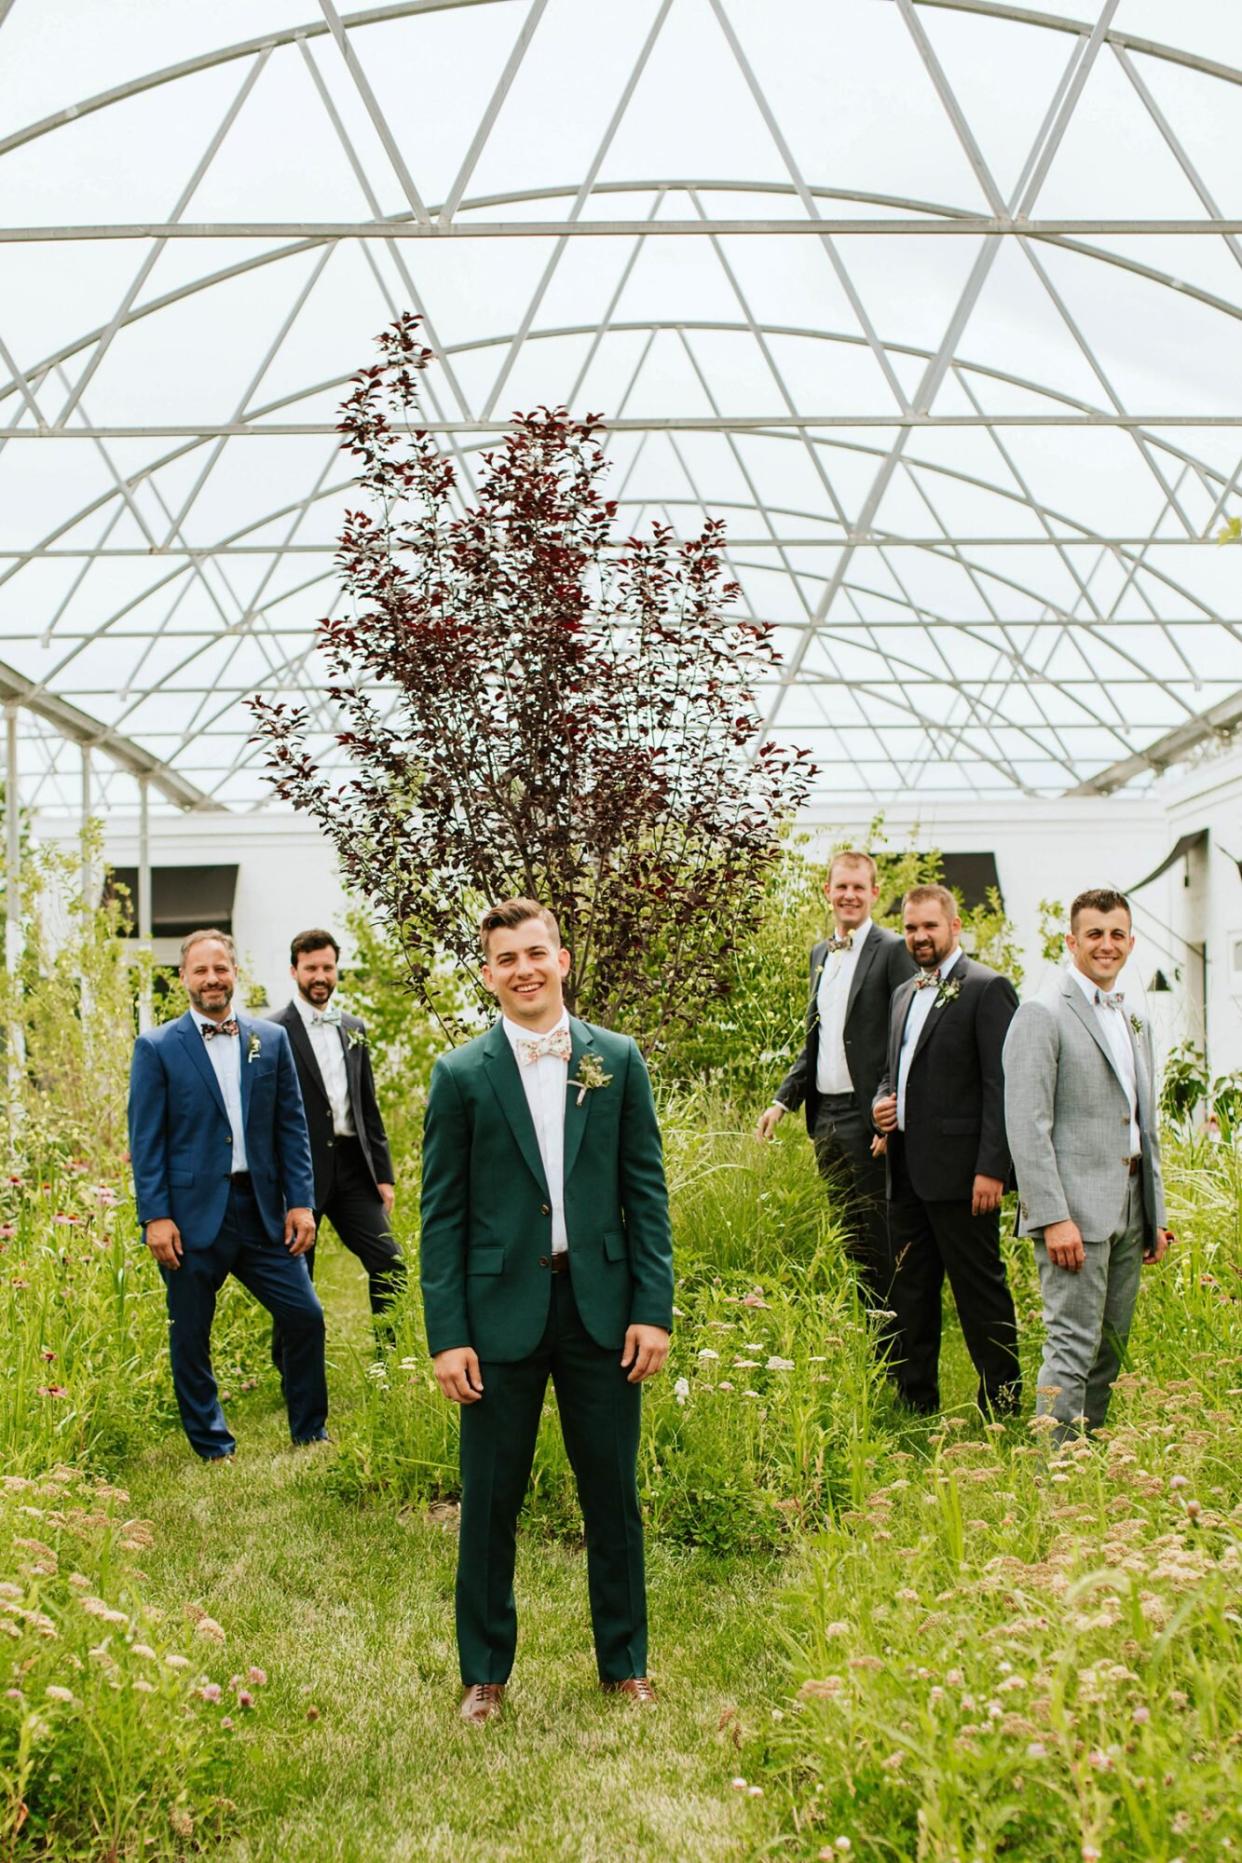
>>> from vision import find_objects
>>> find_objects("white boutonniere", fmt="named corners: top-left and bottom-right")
top-left (568, 1051), bottom-right (613, 1107)
top-left (1130, 1012), bottom-right (1144, 1036)
top-left (246, 1032), bottom-right (262, 1064)
top-left (935, 978), bottom-right (962, 1009)
top-left (346, 1026), bottom-right (367, 1051)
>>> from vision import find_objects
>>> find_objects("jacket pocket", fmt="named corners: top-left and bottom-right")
top-left (467, 1246), bottom-right (504, 1275)
top-left (602, 1230), bottom-right (627, 1263)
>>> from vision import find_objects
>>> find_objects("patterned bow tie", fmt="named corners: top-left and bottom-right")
top-left (518, 1026), bottom-right (572, 1066)
top-left (311, 1004), bottom-right (342, 1027)
top-left (201, 1018), bottom-right (239, 1039)
top-left (1095, 989), bottom-right (1125, 1010)
top-left (826, 933), bottom-right (853, 954)
top-left (913, 970), bottom-right (941, 990)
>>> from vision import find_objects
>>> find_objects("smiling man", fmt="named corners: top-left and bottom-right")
top-left (419, 898), bottom-right (673, 1724)
top-left (1004, 888), bottom-right (1172, 1440)
top-left (756, 850), bottom-right (915, 1319)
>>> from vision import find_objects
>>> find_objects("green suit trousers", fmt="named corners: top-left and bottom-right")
top-left (456, 1272), bottom-right (646, 1686)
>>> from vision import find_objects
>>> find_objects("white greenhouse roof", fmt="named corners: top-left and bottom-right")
top-left (2, 0), bottom-right (1242, 813)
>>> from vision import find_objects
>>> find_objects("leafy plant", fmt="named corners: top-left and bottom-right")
top-left (251, 313), bottom-right (813, 1048)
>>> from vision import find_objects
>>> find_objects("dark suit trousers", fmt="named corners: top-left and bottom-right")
top-left (163, 1177), bottom-right (328, 1458)
top-left (456, 1272), bottom-right (646, 1686)
top-left (812, 1094), bottom-right (893, 1310)
top-left (273, 1135), bottom-right (404, 1367)
top-left (887, 1143), bottom-right (1021, 1415)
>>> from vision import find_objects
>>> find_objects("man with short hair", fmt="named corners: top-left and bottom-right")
top-left (1003, 888), bottom-right (1171, 1440)
top-left (420, 898), bottom-right (673, 1725)
top-left (757, 849), bottom-right (915, 1312)
top-left (127, 929), bottom-right (325, 1460)
top-left (269, 930), bottom-right (402, 1369)
top-left (873, 884), bottom-right (1021, 1416)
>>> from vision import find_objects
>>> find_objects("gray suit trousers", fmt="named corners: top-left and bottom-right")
top-left (1034, 1174), bottom-right (1145, 1439)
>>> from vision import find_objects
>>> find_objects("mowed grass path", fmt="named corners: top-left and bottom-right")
top-left (122, 1245), bottom-right (789, 1862)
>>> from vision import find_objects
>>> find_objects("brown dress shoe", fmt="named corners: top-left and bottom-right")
top-left (602, 1677), bottom-right (658, 1707)
top-left (460, 1683), bottom-right (505, 1725)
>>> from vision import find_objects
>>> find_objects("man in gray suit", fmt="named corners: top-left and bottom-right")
top-left (1003, 887), bottom-right (1173, 1440)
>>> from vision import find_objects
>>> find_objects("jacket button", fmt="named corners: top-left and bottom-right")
top-left (538, 1256), bottom-right (550, 1268)
top-left (540, 1203), bottom-right (551, 1216)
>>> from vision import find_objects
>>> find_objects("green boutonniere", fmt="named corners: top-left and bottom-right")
top-left (1130, 1012), bottom-right (1144, 1036)
top-left (346, 1026), bottom-right (367, 1051)
top-left (935, 977), bottom-right (962, 1009)
top-left (246, 1032), bottom-right (262, 1064)
top-left (568, 1052), bottom-right (613, 1107)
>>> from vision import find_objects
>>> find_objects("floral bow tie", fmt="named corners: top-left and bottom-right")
top-left (913, 970), bottom-right (941, 990)
top-left (518, 1027), bottom-right (572, 1066)
top-left (1095, 989), bottom-right (1125, 1010)
top-left (826, 933), bottom-right (853, 954)
top-left (201, 1018), bottom-right (239, 1039)
top-left (311, 1004), bottom-right (343, 1027)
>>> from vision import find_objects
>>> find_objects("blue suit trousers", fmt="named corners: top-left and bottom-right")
top-left (162, 1177), bottom-right (327, 1457)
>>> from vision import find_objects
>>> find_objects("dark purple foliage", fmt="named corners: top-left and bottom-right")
top-left (250, 314), bottom-right (813, 1042)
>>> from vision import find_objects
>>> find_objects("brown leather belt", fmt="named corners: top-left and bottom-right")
top-left (1126, 1155), bottom-right (1142, 1177)
top-left (538, 1252), bottom-right (570, 1273)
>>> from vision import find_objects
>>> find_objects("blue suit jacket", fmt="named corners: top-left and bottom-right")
top-left (128, 1010), bottom-right (315, 1248)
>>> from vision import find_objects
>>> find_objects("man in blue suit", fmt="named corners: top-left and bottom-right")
top-left (128, 927), bottom-right (326, 1460)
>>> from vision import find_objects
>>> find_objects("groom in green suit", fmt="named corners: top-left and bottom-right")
top-left (420, 898), bottom-right (674, 1724)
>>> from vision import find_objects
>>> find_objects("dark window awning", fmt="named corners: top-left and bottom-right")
top-left (1128, 829), bottom-right (1206, 893)
top-left (940, 852), bottom-right (1003, 912)
top-left (107, 864), bottom-right (239, 938)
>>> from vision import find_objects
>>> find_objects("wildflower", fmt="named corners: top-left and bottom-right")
top-left (734, 1359), bottom-right (760, 1369)
top-left (36, 1385), bottom-right (69, 1399)
top-left (165, 1654), bottom-right (190, 1671)
top-left (1027, 1741), bottom-right (1047, 1759)
top-left (766, 1355), bottom-right (795, 1372)
top-left (730, 1776), bottom-right (748, 1790)
top-left (237, 1689), bottom-right (255, 1709)
top-left (306, 1704), bottom-right (321, 1721)
top-left (221, 1715), bottom-right (234, 1729)
top-left (1169, 1474), bottom-right (1189, 1489)
top-left (895, 1588), bottom-right (919, 1604)
top-left (169, 1810), bottom-right (194, 1841)
top-left (740, 1289), bottom-right (770, 1309)
top-left (1082, 1849), bottom-right (1101, 1862)
top-left (1089, 1748), bottom-right (1112, 1772)
top-left (697, 1349), bottom-right (719, 1361)
top-left (132, 1678), bottom-right (155, 1693)
top-left (673, 1378), bottom-right (690, 1406)
top-left (799, 1677), bottom-right (845, 1700)
top-left (929, 1686), bottom-right (945, 1705)
top-left (196, 1617), bottom-right (226, 1644)
top-left (1184, 1499), bottom-right (1202, 1520)
top-left (39, 1347), bottom-right (55, 1362)
top-left (44, 1685), bottom-right (75, 1703)
top-left (747, 1785), bottom-right (764, 1797)
top-left (1132, 1705), bottom-right (1150, 1724)
top-left (742, 1390), bottom-right (761, 1399)
top-left (131, 1644), bottom-right (157, 1660)
top-left (824, 1622), bottom-right (850, 1638)
top-left (946, 1668), bottom-right (963, 1686)
top-left (881, 1751), bottom-right (905, 1771)
top-left (199, 1682), bottom-right (223, 1703)
top-left (247, 1666), bottom-right (268, 1686)
top-left (717, 1381), bottom-right (734, 1392)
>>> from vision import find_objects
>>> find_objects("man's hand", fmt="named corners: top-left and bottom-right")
top-left (873, 1093), bottom-right (898, 1134)
top-left (145, 1218), bottom-right (183, 1269)
top-left (622, 1325), bottom-right (670, 1384)
top-left (377, 1182), bottom-right (396, 1216)
top-left (971, 1174), bottom-right (1005, 1217)
top-left (1044, 1217), bottom-right (1085, 1273)
top-left (283, 1207), bottom-right (316, 1256)
top-left (1144, 1226), bottom-right (1173, 1266)
top-left (755, 1104), bottom-right (786, 1142)
top-left (434, 1346), bottom-right (483, 1404)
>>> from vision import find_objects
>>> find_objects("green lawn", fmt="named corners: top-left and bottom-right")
top-left (122, 1243), bottom-right (788, 1862)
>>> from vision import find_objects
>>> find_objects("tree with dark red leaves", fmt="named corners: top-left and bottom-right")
top-left (251, 314), bottom-right (814, 1045)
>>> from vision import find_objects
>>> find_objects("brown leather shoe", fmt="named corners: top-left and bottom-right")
top-left (459, 1683), bottom-right (505, 1725)
top-left (602, 1677), bottom-right (658, 1707)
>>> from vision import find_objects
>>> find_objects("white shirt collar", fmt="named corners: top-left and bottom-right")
top-left (834, 918), bottom-right (872, 948)
top-left (916, 946), bottom-right (961, 982)
top-left (198, 1000), bottom-right (239, 1027)
top-left (293, 991), bottom-right (334, 1028)
top-left (1070, 964), bottom-right (1119, 1007)
top-left (502, 1007), bottom-right (570, 1047)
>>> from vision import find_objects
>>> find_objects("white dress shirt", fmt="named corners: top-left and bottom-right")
top-left (200, 1001), bottom-right (247, 1172)
top-left (896, 947), bottom-right (962, 1133)
top-left (815, 920), bottom-right (871, 1097)
top-left (503, 1010), bottom-right (569, 1254)
top-left (1070, 965), bottom-right (1140, 1153)
top-left (293, 993), bottom-right (355, 1138)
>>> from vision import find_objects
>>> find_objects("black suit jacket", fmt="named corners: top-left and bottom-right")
top-left (270, 1002), bottom-right (395, 1208)
top-left (775, 924), bottom-right (917, 1134)
top-left (874, 955), bottom-right (1018, 1203)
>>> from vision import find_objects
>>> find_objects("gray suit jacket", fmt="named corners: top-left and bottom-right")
top-left (1003, 971), bottom-right (1165, 1245)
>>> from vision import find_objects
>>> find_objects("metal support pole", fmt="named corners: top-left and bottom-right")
top-left (137, 773), bottom-right (153, 1032)
top-left (80, 741), bottom-right (93, 903)
top-left (4, 701), bottom-right (24, 1128)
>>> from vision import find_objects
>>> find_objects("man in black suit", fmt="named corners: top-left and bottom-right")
top-left (872, 883), bottom-right (1021, 1416)
top-left (270, 930), bottom-right (403, 1365)
top-left (757, 850), bottom-right (916, 1311)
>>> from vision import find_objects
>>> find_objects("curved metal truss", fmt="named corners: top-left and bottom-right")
top-left (2, 0), bottom-right (1242, 811)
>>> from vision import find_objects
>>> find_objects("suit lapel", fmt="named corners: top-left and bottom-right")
top-left (1063, 976), bottom-right (1129, 1094)
top-left (481, 1020), bottom-right (549, 1197)
top-left (562, 1017), bottom-right (596, 1182)
top-left (844, 924), bottom-right (879, 1025)
top-left (176, 1010), bottom-right (228, 1119)
top-left (909, 959), bottom-right (964, 1070)
top-left (237, 1014), bottom-right (255, 1128)
top-left (889, 976), bottom-right (916, 1084)
top-left (285, 1005), bottom-right (330, 1106)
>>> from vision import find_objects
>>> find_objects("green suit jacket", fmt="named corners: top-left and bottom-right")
top-left (420, 1016), bottom-right (674, 1362)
